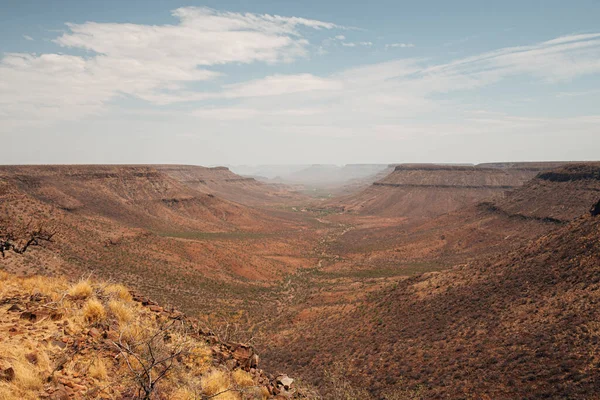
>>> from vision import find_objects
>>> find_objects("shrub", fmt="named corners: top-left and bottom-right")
top-left (108, 300), bottom-right (133, 324)
top-left (232, 369), bottom-right (254, 387)
top-left (83, 298), bottom-right (106, 324)
top-left (202, 369), bottom-right (234, 398)
top-left (88, 358), bottom-right (108, 380)
top-left (105, 283), bottom-right (133, 302)
top-left (69, 280), bottom-right (93, 299)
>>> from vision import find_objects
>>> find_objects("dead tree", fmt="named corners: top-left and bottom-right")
top-left (111, 320), bottom-right (190, 400)
top-left (0, 217), bottom-right (56, 257)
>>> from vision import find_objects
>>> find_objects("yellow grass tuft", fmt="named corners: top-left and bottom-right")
top-left (232, 369), bottom-right (255, 387)
top-left (69, 280), bottom-right (93, 299)
top-left (170, 388), bottom-right (197, 400)
top-left (120, 321), bottom-right (150, 345)
top-left (202, 369), bottom-right (234, 398)
top-left (0, 340), bottom-right (48, 399)
top-left (83, 298), bottom-right (106, 324)
top-left (88, 357), bottom-right (108, 381)
top-left (104, 283), bottom-right (133, 302)
top-left (108, 300), bottom-right (133, 324)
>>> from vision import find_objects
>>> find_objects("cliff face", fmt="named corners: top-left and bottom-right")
top-left (336, 164), bottom-right (545, 218)
top-left (0, 165), bottom-right (275, 232)
top-left (155, 165), bottom-right (303, 205)
top-left (487, 163), bottom-right (600, 222)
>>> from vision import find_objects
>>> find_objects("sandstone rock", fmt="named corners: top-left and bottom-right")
top-left (50, 311), bottom-right (63, 321)
top-left (232, 344), bottom-right (255, 368)
top-left (88, 328), bottom-right (101, 338)
top-left (250, 353), bottom-right (260, 368)
top-left (49, 389), bottom-right (70, 400)
top-left (25, 352), bottom-right (38, 365)
top-left (225, 359), bottom-right (237, 370)
top-left (20, 311), bottom-right (37, 321)
top-left (51, 340), bottom-right (67, 349)
top-left (276, 374), bottom-right (294, 390)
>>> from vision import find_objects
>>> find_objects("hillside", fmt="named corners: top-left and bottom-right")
top-left (0, 166), bottom-right (317, 323)
top-left (266, 205), bottom-right (600, 398)
top-left (332, 163), bottom-right (562, 218)
top-left (303, 163), bottom-right (600, 293)
top-left (262, 166), bottom-right (600, 398)
top-left (155, 165), bottom-right (303, 206)
top-left (3, 162), bottom-right (600, 399)
top-left (0, 272), bottom-right (305, 399)
top-left (0, 165), bottom-right (274, 233)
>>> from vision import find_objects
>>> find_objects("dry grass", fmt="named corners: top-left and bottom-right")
top-left (0, 339), bottom-right (50, 400)
top-left (232, 369), bottom-right (255, 387)
top-left (108, 299), bottom-right (133, 324)
top-left (88, 357), bottom-right (108, 381)
top-left (0, 271), bottom-right (282, 399)
top-left (82, 298), bottom-right (106, 324)
top-left (68, 280), bottom-right (93, 299)
top-left (104, 283), bottom-right (133, 302)
top-left (202, 369), bottom-right (234, 398)
top-left (120, 320), bottom-right (149, 345)
top-left (170, 388), bottom-right (197, 400)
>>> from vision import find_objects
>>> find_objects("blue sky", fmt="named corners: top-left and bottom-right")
top-left (1, 0), bottom-right (599, 165)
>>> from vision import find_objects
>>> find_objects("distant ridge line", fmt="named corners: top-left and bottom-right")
top-left (372, 182), bottom-right (519, 189)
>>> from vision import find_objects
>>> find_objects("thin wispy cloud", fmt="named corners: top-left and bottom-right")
top-left (1, 6), bottom-right (600, 164)
top-left (22, 35), bottom-right (34, 41)
top-left (385, 43), bottom-right (415, 49)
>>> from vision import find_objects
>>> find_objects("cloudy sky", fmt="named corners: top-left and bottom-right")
top-left (1, 0), bottom-right (600, 165)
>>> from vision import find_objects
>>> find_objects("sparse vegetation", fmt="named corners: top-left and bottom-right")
top-left (69, 279), bottom-right (94, 299)
top-left (83, 298), bottom-right (106, 324)
top-left (2, 163), bottom-right (600, 399)
top-left (0, 211), bottom-right (56, 257)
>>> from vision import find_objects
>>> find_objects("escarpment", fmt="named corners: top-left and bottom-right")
top-left (332, 163), bottom-right (551, 218)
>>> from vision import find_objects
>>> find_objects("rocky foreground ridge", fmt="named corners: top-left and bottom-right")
top-left (0, 272), bottom-right (305, 399)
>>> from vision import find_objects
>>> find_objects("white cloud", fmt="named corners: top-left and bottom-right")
top-left (23, 35), bottom-right (34, 41)
top-left (0, 7), bottom-right (339, 124)
top-left (386, 43), bottom-right (415, 49)
top-left (182, 32), bottom-right (600, 144)
top-left (341, 41), bottom-right (372, 47)
top-left (2, 11), bottom-right (600, 154)
top-left (222, 74), bottom-right (343, 98)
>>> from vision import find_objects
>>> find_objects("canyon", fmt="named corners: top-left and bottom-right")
top-left (1, 161), bottom-right (599, 399)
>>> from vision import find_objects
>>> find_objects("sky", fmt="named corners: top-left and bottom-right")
top-left (1, 0), bottom-right (600, 166)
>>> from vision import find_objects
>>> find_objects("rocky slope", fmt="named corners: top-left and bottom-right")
top-left (0, 165), bottom-right (275, 232)
top-left (0, 272), bottom-right (305, 399)
top-left (155, 165), bottom-right (303, 206)
top-left (266, 205), bottom-right (600, 399)
top-left (263, 166), bottom-right (600, 399)
top-left (0, 166), bottom-right (315, 322)
top-left (333, 163), bottom-right (564, 219)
